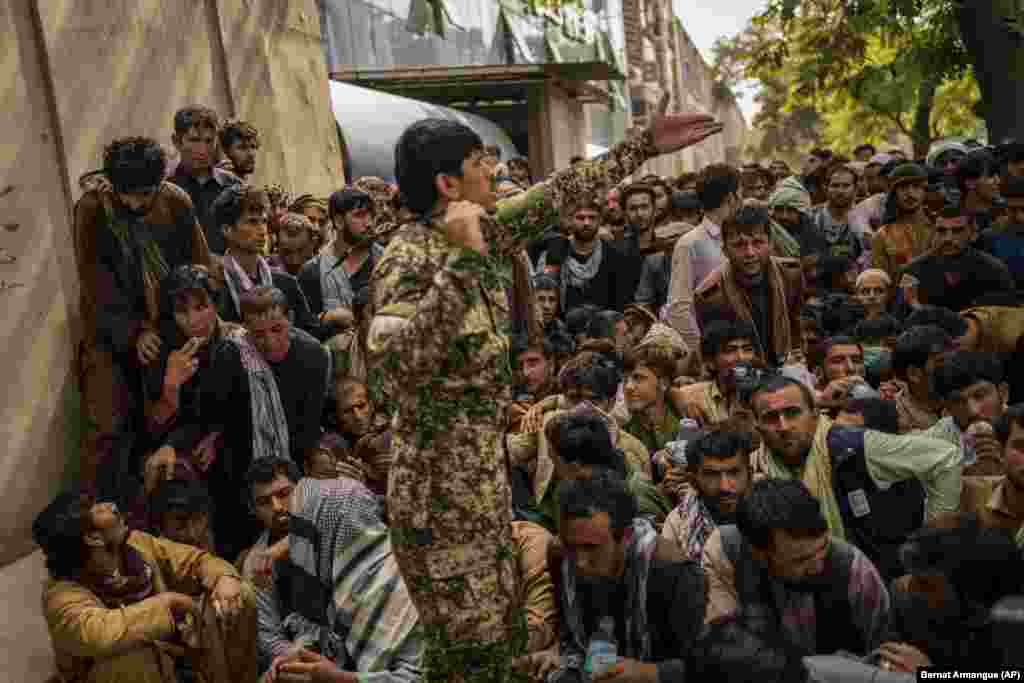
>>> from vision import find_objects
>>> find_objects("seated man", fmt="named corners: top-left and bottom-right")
top-left (622, 343), bottom-right (685, 456)
top-left (960, 404), bottom-right (1024, 536)
top-left (149, 478), bottom-right (214, 552)
top-left (325, 376), bottom-right (392, 495)
top-left (241, 286), bottom-right (331, 467)
top-left (34, 492), bottom-right (256, 683)
top-left (661, 421), bottom-right (756, 561)
top-left (546, 473), bottom-right (706, 683)
top-left (702, 479), bottom-right (890, 657)
top-left (926, 351), bottom-right (1009, 475)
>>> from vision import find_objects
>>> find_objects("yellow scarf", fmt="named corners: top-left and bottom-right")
top-left (756, 417), bottom-right (846, 539)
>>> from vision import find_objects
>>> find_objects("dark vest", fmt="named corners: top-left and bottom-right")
top-left (826, 426), bottom-right (925, 582)
top-left (719, 525), bottom-right (866, 656)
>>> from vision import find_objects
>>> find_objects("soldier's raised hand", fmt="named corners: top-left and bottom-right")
top-left (648, 93), bottom-right (724, 155)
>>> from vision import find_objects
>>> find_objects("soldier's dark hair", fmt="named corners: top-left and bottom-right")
top-left (842, 397), bottom-right (900, 434)
top-left (750, 376), bottom-right (816, 417)
top-left (328, 188), bottom-right (373, 218)
top-left (151, 479), bottom-right (213, 520)
top-left (219, 119), bottom-right (260, 150)
top-left (558, 470), bottom-right (637, 539)
top-left (240, 286), bottom-right (291, 320)
top-left (33, 492), bottom-right (92, 580)
top-left (736, 479), bottom-right (828, 550)
top-left (930, 351), bottom-right (1006, 400)
top-left (904, 305), bottom-right (969, 339)
top-left (395, 119), bottom-right (484, 215)
top-left (701, 319), bottom-right (758, 360)
top-left (245, 456), bottom-right (302, 509)
top-left (587, 310), bottom-right (623, 341)
top-left (102, 137), bottom-right (167, 193)
top-left (212, 184), bottom-right (269, 231)
top-left (994, 403), bottom-right (1024, 445)
top-left (891, 325), bottom-right (951, 377)
top-left (173, 105), bottom-right (220, 136)
top-left (696, 164), bottom-right (740, 211)
top-left (549, 414), bottom-right (626, 478)
top-left (687, 421), bottom-right (757, 472)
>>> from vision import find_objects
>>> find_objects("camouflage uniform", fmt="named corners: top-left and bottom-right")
top-left (367, 131), bottom-right (659, 681)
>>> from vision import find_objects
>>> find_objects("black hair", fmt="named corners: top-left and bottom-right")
top-left (930, 351), bottom-right (1006, 400)
top-left (820, 335), bottom-right (863, 361)
top-left (819, 294), bottom-right (865, 337)
top-left (957, 149), bottom-right (999, 194)
top-left (173, 106), bottom-right (220, 136)
top-left (565, 305), bottom-right (601, 338)
top-left (721, 204), bottom-right (771, 242)
top-left (814, 254), bottom-right (855, 290)
top-left (550, 414), bottom-right (626, 477)
top-left (151, 479), bottom-right (213, 519)
top-left (891, 325), bottom-right (951, 377)
top-left (32, 492), bottom-right (90, 581)
top-left (696, 164), bottom-right (740, 211)
top-left (687, 425), bottom-right (756, 471)
top-left (102, 137), bottom-right (167, 193)
top-left (994, 403), bottom-right (1024, 445)
top-left (736, 479), bottom-right (828, 549)
top-left (395, 119), bottom-right (484, 215)
top-left (557, 470), bottom-right (638, 539)
top-left (328, 188), bottom-right (373, 218)
top-left (559, 351), bottom-right (622, 400)
top-left (159, 264), bottom-right (217, 326)
top-left (842, 397), bottom-right (900, 434)
top-left (211, 184), bottom-right (269, 231)
top-left (509, 332), bottom-right (554, 360)
top-left (219, 119), bottom-right (260, 150)
top-left (688, 616), bottom-right (811, 683)
top-left (587, 310), bottom-right (624, 341)
top-left (240, 285), bottom-right (291, 319)
top-left (532, 273), bottom-right (559, 292)
top-left (853, 315), bottom-right (902, 344)
top-left (701, 319), bottom-right (758, 359)
top-left (904, 305), bottom-right (969, 339)
top-left (750, 375), bottom-right (816, 416)
top-left (854, 143), bottom-right (876, 156)
top-left (244, 456), bottom-right (301, 509)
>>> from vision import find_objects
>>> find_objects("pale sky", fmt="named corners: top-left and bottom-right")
top-left (672, 0), bottom-right (767, 123)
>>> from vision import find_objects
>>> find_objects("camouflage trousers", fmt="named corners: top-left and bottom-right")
top-left (392, 532), bottom-right (529, 683)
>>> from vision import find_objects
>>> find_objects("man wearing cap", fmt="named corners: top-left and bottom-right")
top-left (978, 176), bottom-right (1024, 290)
top-left (871, 163), bottom-right (933, 281)
top-left (74, 137), bottom-right (213, 497)
top-left (901, 204), bottom-right (1014, 312)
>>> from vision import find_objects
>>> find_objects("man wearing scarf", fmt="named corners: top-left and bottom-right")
top-left (871, 164), bottom-right (933, 282)
top-left (702, 479), bottom-right (890, 657)
top-left (695, 205), bottom-right (804, 368)
top-left (767, 180), bottom-right (809, 260)
top-left (368, 106), bottom-right (721, 681)
top-left (210, 185), bottom-right (321, 336)
top-left (661, 422), bottom-right (756, 562)
top-left (747, 376), bottom-right (960, 547)
top-left (34, 493), bottom-right (256, 683)
top-left (74, 137), bottom-right (213, 499)
top-left (547, 473), bottom-right (705, 683)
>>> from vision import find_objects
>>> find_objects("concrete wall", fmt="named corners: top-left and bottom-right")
top-left (0, 0), bottom-right (342, 567)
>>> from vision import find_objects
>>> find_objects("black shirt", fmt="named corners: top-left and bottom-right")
top-left (902, 247), bottom-right (1015, 312)
top-left (553, 238), bottom-right (628, 313)
top-left (269, 328), bottom-right (330, 465)
top-left (217, 268), bottom-right (324, 339)
top-left (167, 166), bottom-right (241, 254)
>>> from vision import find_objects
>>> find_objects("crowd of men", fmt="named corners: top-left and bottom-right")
top-left (29, 101), bottom-right (1024, 683)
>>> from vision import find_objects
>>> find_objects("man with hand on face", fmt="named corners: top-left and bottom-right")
top-left (883, 325), bottom-right (950, 433)
top-left (74, 137), bottom-right (213, 497)
top-left (661, 422), bottom-right (756, 561)
top-left (547, 472), bottom-right (706, 683)
top-left (34, 493), bottom-right (256, 683)
top-left (702, 479), bottom-right (890, 657)
top-left (901, 204), bottom-right (1014, 313)
top-left (299, 188), bottom-right (383, 338)
top-left (167, 106), bottom-right (242, 254)
top-left (814, 336), bottom-right (871, 413)
top-left (241, 286), bottom-right (330, 468)
top-left (696, 204), bottom-right (804, 368)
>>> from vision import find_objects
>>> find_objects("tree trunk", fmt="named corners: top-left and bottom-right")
top-left (911, 75), bottom-right (939, 158)
top-left (958, 0), bottom-right (1024, 144)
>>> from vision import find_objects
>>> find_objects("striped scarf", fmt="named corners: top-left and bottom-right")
top-left (284, 479), bottom-right (421, 673)
top-left (560, 518), bottom-right (657, 668)
top-left (717, 258), bottom-right (793, 362)
top-left (222, 252), bottom-right (274, 318)
top-left (221, 325), bottom-right (290, 463)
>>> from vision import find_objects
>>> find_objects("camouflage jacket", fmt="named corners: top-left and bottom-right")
top-left (367, 132), bottom-right (658, 558)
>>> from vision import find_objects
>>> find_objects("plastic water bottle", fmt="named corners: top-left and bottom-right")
top-left (583, 616), bottom-right (618, 679)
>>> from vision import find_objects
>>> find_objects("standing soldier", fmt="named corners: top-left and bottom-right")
top-left (367, 97), bottom-right (722, 681)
